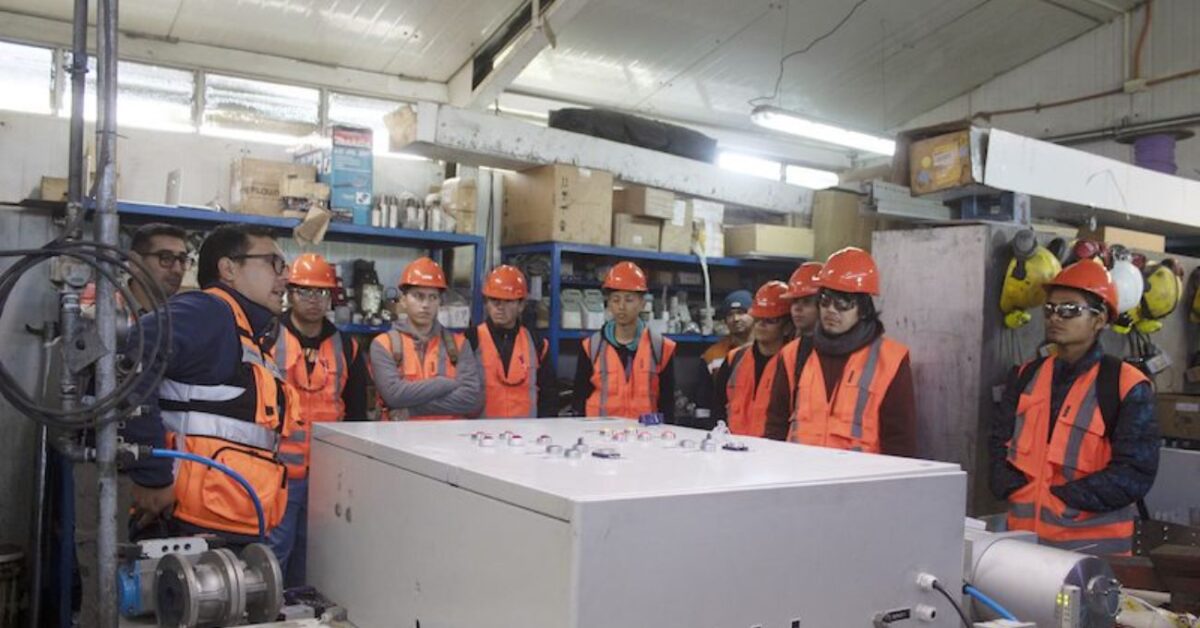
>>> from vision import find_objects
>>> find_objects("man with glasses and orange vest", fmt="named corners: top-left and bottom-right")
top-left (710, 281), bottom-right (793, 437)
top-left (989, 260), bottom-right (1158, 556)
top-left (572, 261), bottom-right (677, 422)
top-left (121, 224), bottom-right (300, 548)
top-left (370, 257), bottom-right (483, 419)
top-left (769, 247), bottom-right (916, 456)
top-left (465, 265), bottom-right (557, 417)
top-left (268, 253), bottom-right (368, 586)
top-left (764, 262), bottom-right (822, 440)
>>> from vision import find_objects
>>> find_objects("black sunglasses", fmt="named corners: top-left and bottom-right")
top-left (232, 253), bottom-right (288, 276)
top-left (818, 291), bottom-right (857, 312)
top-left (1043, 302), bottom-right (1104, 320)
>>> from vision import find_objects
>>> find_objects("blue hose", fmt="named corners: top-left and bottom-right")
top-left (964, 584), bottom-right (1018, 621)
top-left (149, 448), bottom-right (267, 540)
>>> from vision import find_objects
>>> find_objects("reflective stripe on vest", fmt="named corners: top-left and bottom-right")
top-left (161, 410), bottom-right (281, 452)
top-left (275, 329), bottom-right (348, 398)
top-left (787, 336), bottom-right (907, 453)
top-left (274, 328), bottom-right (350, 477)
top-left (1004, 357), bottom-right (1147, 556)
top-left (584, 328), bottom-right (672, 419)
top-left (478, 323), bottom-right (539, 418)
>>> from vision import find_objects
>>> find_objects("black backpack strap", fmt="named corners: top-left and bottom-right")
top-left (1013, 355), bottom-right (1049, 397)
top-left (1096, 355), bottom-right (1123, 437)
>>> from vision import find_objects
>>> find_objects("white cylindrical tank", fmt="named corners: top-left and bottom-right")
top-left (965, 527), bottom-right (1120, 628)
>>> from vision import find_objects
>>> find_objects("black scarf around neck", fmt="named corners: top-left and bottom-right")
top-left (813, 318), bottom-right (882, 356)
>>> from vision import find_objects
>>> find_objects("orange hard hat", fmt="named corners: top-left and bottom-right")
top-left (749, 280), bottom-right (792, 319)
top-left (784, 262), bottom-right (824, 299)
top-left (1044, 259), bottom-right (1119, 322)
top-left (482, 264), bottom-right (528, 300)
top-left (289, 253), bottom-right (337, 288)
top-left (603, 261), bottom-right (648, 293)
top-left (400, 256), bottom-right (448, 290)
top-left (817, 247), bottom-right (880, 296)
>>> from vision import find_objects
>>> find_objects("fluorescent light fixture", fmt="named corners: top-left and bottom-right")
top-left (751, 105), bottom-right (895, 156)
top-left (785, 164), bottom-right (839, 190)
top-left (718, 151), bottom-right (782, 180)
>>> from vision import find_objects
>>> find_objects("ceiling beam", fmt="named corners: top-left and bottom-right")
top-left (0, 11), bottom-right (448, 103)
top-left (447, 0), bottom-right (591, 109)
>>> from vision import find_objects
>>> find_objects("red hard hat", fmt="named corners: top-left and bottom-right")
top-left (482, 265), bottom-right (528, 300)
top-left (400, 256), bottom-right (448, 290)
top-left (749, 281), bottom-right (792, 319)
top-left (816, 247), bottom-right (880, 296)
top-left (289, 253), bottom-right (337, 288)
top-left (784, 262), bottom-right (824, 299)
top-left (603, 261), bottom-right (648, 293)
top-left (1044, 259), bottom-right (1119, 322)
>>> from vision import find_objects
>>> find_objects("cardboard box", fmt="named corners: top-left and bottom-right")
top-left (384, 106), bottom-right (417, 153)
top-left (613, 214), bottom-right (661, 251)
top-left (659, 200), bottom-right (694, 254)
top-left (812, 189), bottom-right (869, 260)
top-left (502, 164), bottom-right (614, 246)
top-left (440, 177), bottom-right (478, 235)
top-left (908, 129), bottom-right (983, 196)
top-left (295, 125), bottom-right (374, 224)
top-left (1079, 225), bottom-right (1166, 253)
top-left (279, 177), bottom-right (331, 201)
top-left (613, 185), bottom-right (676, 220)
top-left (1157, 394), bottom-right (1200, 442)
top-left (723, 224), bottom-right (814, 258)
top-left (39, 176), bottom-right (68, 202)
top-left (689, 199), bottom-right (725, 258)
top-left (230, 158), bottom-right (317, 216)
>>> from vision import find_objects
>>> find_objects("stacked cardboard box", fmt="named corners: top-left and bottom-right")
top-left (502, 165), bottom-right (614, 246)
top-left (724, 224), bottom-right (814, 258)
top-left (440, 177), bottom-right (477, 235)
top-left (230, 158), bottom-right (318, 216)
top-left (689, 199), bottom-right (725, 258)
top-left (295, 125), bottom-right (374, 224)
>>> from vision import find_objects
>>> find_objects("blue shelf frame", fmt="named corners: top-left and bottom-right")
top-left (112, 202), bottom-right (488, 324)
top-left (502, 241), bottom-right (803, 373)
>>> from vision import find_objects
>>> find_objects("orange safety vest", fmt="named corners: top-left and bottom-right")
top-left (274, 327), bottom-right (354, 479)
top-left (582, 328), bottom-right (676, 419)
top-left (775, 338), bottom-right (802, 412)
top-left (477, 324), bottom-right (544, 418)
top-left (787, 336), bottom-right (909, 453)
top-left (160, 287), bottom-right (298, 537)
top-left (374, 327), bottom-right (469, 421)
top-left (1005, 357), bottom-right (1147, 556)
top-left (724, 344), bottom-right (781, 437)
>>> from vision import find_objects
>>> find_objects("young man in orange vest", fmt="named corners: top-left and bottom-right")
top-left (711, 281), bottom-right (793, 437)
top-left (370, 257), bottom-right (483, 419)
top-left (764, 262), bottom-right (822, 440)
top-left (989, 260), bottom-right (1158, 556)
top-left (122, 224), bottom-right (300, 548)
top-left (701, 290), bottom-right (754, 374)
top-left (572, 261), bottom-right (677, 421)
top-left (773, 247), bottom-right (916, 456)
top-left (464, 265), bottom-right (557, 418)
top-left (268, 253), bottom-right (368, 586)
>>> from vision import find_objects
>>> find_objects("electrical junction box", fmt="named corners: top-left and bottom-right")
top-left (308, 419), bottom-right (967, 628)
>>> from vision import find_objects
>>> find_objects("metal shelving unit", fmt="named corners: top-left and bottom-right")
top-left (111, 201), bottom-right (488, 324)
top-left (502, 241), bottom-right (803, 373)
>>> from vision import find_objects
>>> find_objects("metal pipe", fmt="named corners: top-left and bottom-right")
top-left (25, 321), bottom-right (57, 628)
top-left (92, 0), bottom-right (121, 625)
top-left (67, 0), bottom-right (88, 219)
top-left (1043, 112), bottom-right (1200, 146)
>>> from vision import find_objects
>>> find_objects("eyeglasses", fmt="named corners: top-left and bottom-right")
top-left (290, 287), bottom-right (331, 301)
top-left (232, 253), bottom-right (288, 276)
top-left (1043, 302), bottom-right (1104, 320)
top-left (818, 292), bottom-right (857, 312)
top-left (142, 250), bottom-right (191, 270)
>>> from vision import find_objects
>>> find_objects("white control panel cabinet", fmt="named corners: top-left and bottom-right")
top-left (308, 419), bottom-right (966, 628)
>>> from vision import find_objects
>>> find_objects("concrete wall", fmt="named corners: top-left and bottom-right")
top-left (876, 224), bottom-right (1199, 516)
top-left (901, 0), bottom-right (1200, 180)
